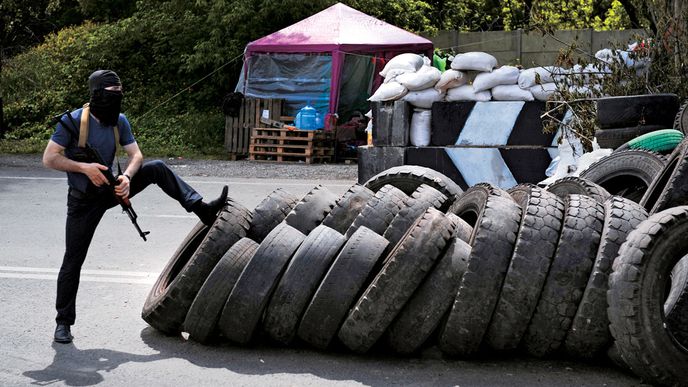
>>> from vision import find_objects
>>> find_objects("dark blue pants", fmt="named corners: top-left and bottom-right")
top-left (55, 160), bottom-right (202, 325)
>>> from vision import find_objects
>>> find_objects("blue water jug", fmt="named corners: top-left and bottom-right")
top-left (295, 103), bottom-right (322, 130)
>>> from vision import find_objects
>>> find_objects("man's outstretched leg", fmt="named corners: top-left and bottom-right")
top-left (128, 160), bottom-right (228, 225)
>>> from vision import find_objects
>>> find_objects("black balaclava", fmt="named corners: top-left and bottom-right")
top-left (88, 70), bottom-right (123, 127)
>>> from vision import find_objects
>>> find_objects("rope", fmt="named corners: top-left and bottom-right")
top-left (138, 52), bottom-right (245, 119)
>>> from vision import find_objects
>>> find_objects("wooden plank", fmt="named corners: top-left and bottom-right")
top-left (236, 99), bottom-right (245, 154)
top-left (255, 98), bottom-right (261, 130)
top-left (224, 116), bottom-right (231, 150)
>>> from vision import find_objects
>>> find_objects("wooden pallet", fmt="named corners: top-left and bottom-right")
top-left (249, 153), bottom-right (333, 163)
top-left (249, 128), bottom-right (334, 164)
top-left (251, 127), bottom-right (335, 141)
top-left (224, 98), bottom-right (283, 158)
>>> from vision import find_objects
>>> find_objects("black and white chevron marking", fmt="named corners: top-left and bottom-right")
top-left (359, 101), bottom-right (562, 189)
top-left (415, 101), bottom-right (559, 189)
top-left (431, 101), bottom-right (556, 146)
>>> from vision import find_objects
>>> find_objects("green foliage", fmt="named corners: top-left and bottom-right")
top-left (499, 0), bottom-right (631, 31)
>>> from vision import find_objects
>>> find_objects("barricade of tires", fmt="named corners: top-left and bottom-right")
top-left (142, 165), bottom-right (688, 387)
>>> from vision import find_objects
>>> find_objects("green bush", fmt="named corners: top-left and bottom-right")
top-left (1, 10), bottom-right (231, 157)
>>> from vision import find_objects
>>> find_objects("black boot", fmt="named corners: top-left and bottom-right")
top-left (192, 185), bottom-right (228, 226)
top-left (54, 324), bottom-right (73, 343)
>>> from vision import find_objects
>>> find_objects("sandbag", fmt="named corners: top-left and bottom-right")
top-left (472, 65), bottom-right (520, 92)
top-left (368, 82), bottom-right (408, 102)
top-left (491, 84), bottom-right (534, 101)
top-left (530, 82), bottom-right (558, 101)
top-left (450, 52), bottom-right (498, 72)
top-left (383, 68), bottom-right (414, 84)
top-left (401, 88), bottom-right (445, 109)
top-left (380, 54), bottom-right (424, 77)
top-left (396, 66), bottom-right (442, 91)
top-left (434, 69), bottom-right (467, 92)
top-left (446, 84), bottom-right (491, 102)
top-left (518, 66), bottom-right (563, 88)
top-left (568, 84), bottom-right (603, 97)
top-left (410, 109), bottom-right (431, 146)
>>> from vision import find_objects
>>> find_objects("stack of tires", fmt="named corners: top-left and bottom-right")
top-left (595, 94), bottom-right (680, 149)
top-left (141, 165), bottom-right (688, 387)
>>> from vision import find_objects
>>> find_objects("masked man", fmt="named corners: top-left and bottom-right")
top-left (43, 70), bottom-right (227, 343)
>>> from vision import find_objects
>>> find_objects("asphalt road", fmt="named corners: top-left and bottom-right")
top-left (0, 156), bottom-right (645, 386)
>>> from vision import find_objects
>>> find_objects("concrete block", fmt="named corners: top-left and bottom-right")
top-left (357, 146), bottom-right (405, 184)
top-left (372, 101), bottom-right (410, 147)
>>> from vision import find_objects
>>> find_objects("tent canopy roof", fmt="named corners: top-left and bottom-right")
top-left (246, 2), bottom-right (433, 54)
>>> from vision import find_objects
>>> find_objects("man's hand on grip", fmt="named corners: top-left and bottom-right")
top-left (82, 163), bottom-right (110, 187)
top-left (115, 175), bottom-right (130, 199)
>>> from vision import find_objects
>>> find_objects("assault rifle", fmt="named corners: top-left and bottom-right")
top-left (52, 111), bottom-right (150, 241)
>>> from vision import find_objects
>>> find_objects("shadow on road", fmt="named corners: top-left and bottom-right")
top-left (22, 341), bottom-right (165, 386)
top-left (135, 326), bottom-right (639, 387)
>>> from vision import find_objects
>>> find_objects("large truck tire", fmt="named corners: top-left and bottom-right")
top-left (364, 165), bottom-right (463, 201)
top-left (338, 208), bottom-right (456, 353)
top-left (142, 199), bottom-right (251, 334)
top-left (284, 185), bottom-right (338, 235)
top-left (608, 206), bottom-right (688, 386)
top-left (321, 184), bottom-right (375, 234)
top-left (345, 185), bottom-right (408, 238)
top-left (547, 176), bottom-right (611, 203)
top-left (247, 189), bottom-right (299, 243)
top-left (297, 227), bottom-right (389, 350)
top-left (217, 223), bottom-right (306, 344)
top-left (580, 149), bottom-right (666, 203)
top-left (385, 237), bottom-right (471, 354)
top-left (439, 184), bottom-right (521, 357)
top-left (523, 195), bottom-right (605, 357)
top-left (485, 185), bottom-right (565, 351)
top-left (262, 225), bottom-right (346, 345)
top-left (564, 197), bottom-right (648, 358)
top-left (596, 94), bottom-right (679, 129)
top-left (183, 238), bottom-right (258, 343)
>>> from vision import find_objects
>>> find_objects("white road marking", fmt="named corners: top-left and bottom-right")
top-left (0, 266), bottom-right (158, 277)
top-left (0, 266), bottom-right (158, 284)
top-left (0, 272), bottom-right (155, 284)
top-left (0, 175), bottom-right (353, 187)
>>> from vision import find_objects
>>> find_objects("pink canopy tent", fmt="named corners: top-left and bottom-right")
top-left (241, 2), bottom-right (433, 121)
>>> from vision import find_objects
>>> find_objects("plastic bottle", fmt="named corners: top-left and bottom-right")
top-left (295, 103), bottom-right (322, 130)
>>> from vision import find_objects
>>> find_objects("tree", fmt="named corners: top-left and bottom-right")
top-left (0, 0), bottom-right (86, 138)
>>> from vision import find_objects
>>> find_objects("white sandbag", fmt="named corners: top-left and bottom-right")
top-left (491, 84), bottom-right (534, 101)
top-left (410, 109), bottom-right (431, 146)
top-left (530, 82), bottom-right (558, 101)
top-left (401, 88), bottom-right (445, 109)
top-left (472, 65), bottom-right (520, 92)
top-left (383, 68), bottom-right (414, 84)
top-left (518, 66), bottom-right (564, 88)
top-left (423, 56), bottom-right (432, 66)
top-left (584, 63), bottom-right (611, 80)
top-left (446, 84), bottom-right (492, 102)
top-left (396, 65), bottom-right (442, 91)
top-left (368, 82), bottom-right (408, 102)
top-left (567, 83), bottom-right (603, 97)
top-left (434, 69), bottom-right (467, 91)
top-left (380, 53), bottom-right (424, 77)
top-left (450, 52), bottom-right (498, 72)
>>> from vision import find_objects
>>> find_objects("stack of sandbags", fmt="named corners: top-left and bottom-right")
top-left (369, 53), bottom-right (444, 147)
top-left (445, 52), bottom-right (496, 102)
top-left (518, 66), bottom-right (564, 101)
top-left (562, 64), bottom-right (607, 96)
top-left (368, 53), bottom-right (424, 103)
